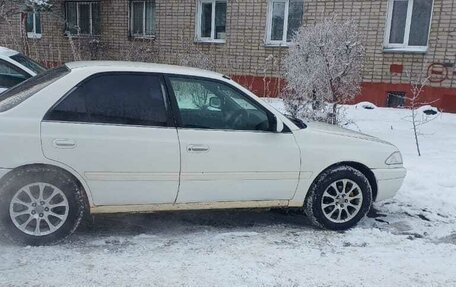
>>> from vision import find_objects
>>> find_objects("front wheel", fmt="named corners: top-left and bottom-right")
top-left (304, 166), bottom-right (372, 230)
top-left (0, 166), bottom-right (86, 245)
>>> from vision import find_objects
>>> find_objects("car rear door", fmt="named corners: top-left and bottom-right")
top-left (41, 72), bottom-right (180, 206)
top-left (166, 75), bottom-right (301, 203)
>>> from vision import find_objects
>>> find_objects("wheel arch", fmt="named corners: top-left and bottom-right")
top-left (0, 163), bottom-right (92, 210)
top-left (308, 161), bottom-right (378, 202)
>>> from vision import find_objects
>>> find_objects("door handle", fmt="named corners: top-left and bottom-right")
top-left (187, 144), bottom-right (209, 153)
top-left (53, 139), bottom-right (76, 149)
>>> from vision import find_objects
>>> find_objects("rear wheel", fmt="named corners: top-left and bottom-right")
top-left (0, 166), bottom-right (85, 245)
top-left (304, 166), bottom-right (372, 230)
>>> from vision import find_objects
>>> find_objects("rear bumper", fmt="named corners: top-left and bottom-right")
top-left (372, 167), bottom-right (407, 201)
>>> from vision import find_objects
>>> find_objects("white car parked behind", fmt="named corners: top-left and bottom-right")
top-left (0, 47), bottom-right (46, 93)
top-left (0, 62), bottom-right (406, 245)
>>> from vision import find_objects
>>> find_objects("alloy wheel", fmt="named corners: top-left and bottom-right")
top-left (321, 179), bottom-right (363, 223)
top-left (9, 182), bottom-right (69, 236)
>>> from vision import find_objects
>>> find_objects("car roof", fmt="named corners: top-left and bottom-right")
top-left (0, 46), bottom-right (19, 57)
top-left (65, 61), bottom-right (226, 80)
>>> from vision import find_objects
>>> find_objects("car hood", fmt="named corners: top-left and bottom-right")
top-left (304, 121), bottom-right (393, 146)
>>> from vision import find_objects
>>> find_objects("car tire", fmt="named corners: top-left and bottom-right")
top-left (0, 166), bottom-right (86, 246)
top-left (304, 165), bottom-right (372, 230)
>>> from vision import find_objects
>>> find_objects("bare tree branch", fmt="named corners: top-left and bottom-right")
top-left (404, 68), bottom-right (439, 156)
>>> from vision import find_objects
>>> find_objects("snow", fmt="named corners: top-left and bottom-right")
top-left (27, 0), bottom-right (51, 7)
top-left (1, 100), bottom-right (456, 286)
top-left (356, 101), bottom-right (377, 110)
top-left (417, 105), bottom-right (439, 115)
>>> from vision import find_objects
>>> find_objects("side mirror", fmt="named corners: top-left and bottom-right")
top-left (273, 115), bottom-right (284, 133)
top-left (209, 97), bottom-right (222, 109)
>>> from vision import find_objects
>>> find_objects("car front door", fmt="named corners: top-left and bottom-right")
top-left (41, 72), bottom-right (180, 206)
top-left (166, 75), bottom-right (301, 203)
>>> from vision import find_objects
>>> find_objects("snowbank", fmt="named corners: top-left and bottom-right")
top-left (355, 101), bottom-right (377, 110)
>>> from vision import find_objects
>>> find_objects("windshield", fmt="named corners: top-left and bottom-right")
top-left (0, 66), bottom-right (69, 112)
top-left (10, 53), bottom-right (46, 74)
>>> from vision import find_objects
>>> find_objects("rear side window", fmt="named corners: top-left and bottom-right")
top-left (0, 66), bottom-right (69, 112)
top-left (45, 73), bottom-right (169, 127)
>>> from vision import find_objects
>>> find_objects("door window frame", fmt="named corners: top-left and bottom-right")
top-left (43, 72), bottom-right (176, 128)
top-left (163, 74), bottom-right (278, 133)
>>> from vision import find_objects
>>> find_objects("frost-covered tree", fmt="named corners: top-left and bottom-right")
top-left (0, 0), bottom-right (51, 20)
top-left (283, 17), bottom-right (365, 124)
top-left (0, 0), bottom-right (53, 59)
top-left (0, 0), bottom-right (21, 20)
top-left (25, 0), bottom-right (52, 10)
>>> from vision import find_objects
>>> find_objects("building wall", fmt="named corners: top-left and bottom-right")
top-left (1, 0), bottom-right (455, 111)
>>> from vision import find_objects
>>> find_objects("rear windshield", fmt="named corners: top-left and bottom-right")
top-left (10, 53), bottom-right (46, 74)
top-left (0, 66), bottom-right (69, 112)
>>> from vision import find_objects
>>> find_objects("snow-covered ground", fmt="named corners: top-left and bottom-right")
top-left (1, 101), bottom-right (456, 286)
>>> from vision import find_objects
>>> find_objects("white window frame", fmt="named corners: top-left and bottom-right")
top-left (65, 1), bottom-right (99, 36)
top-left (265, 0), bottom-right (291, 46)
top-left (77, 2), bottom-right (94, 35)
top-left (129, 0), bottom-right (155, 38)
top-left (384, 0), bottom-right (434, 53)
top-left (195, 0), bottom-right (226, 43)
top-left (26, 12), bottom-right (42, 39)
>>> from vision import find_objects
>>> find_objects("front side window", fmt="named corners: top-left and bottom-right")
top-left (65, 1), bottom-right (101, 36)
top-left (129, 0), bottom-right (156, 37)
top-left (266, 0), bottom-right (304, 45)
top-left (169, 77), bottom-right (272, 132)
top-left (10, 53), bottom-right (46, 74)
top-left (196, 0), bottom-right (227, 42)
top-left (45, 73), bottom-right (168, 127)
top-left (0, 60), bottom-right (31, 90)
top-left (385, 0), bottom-right (433, 52)
top-left (25, 12), bottom-right (42, 38)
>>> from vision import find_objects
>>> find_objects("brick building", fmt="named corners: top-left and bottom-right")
top-left (1, 0), bottom-right (455, 112)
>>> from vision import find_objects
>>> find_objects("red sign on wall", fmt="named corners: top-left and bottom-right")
top-left (427, 63), bottom-right (448, 83)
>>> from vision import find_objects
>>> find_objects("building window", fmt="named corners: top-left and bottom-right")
top-left (265, 0), bottom-right (304, 46)
top-left (25, 12), bottom-right (42, 38)
top-left (195, 0), bottom-right (227, 43)
top-left (387, 91), bottom-right (406, 108)
top-left (385, 0), bottom-right (433, 52)
top-left (129, 0), bottom-right (156, 38)
top-left (65, 1), bottom-right (100, 36)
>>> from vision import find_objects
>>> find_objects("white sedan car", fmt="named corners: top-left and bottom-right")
top-left (0, 62), bottom-right (406, 245)
top-left (0, 47), bottom-right (46, 93)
